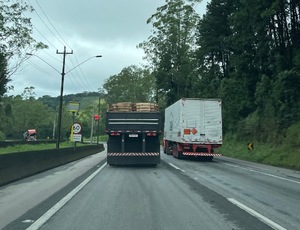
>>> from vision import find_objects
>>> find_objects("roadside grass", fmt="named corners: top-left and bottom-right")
top-left (0, 141), bottom-right (87, 155)
top-left (219, 138), bottom-right (300, 170)
top-left (0, 135), bottom-right (108, 155)
top-left (83, 135), bottom-right (108, 143)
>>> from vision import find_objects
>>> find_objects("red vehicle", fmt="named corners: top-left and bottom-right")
top-left (23, 129), bottom-right (37, 141)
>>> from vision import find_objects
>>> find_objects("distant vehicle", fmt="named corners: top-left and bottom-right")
top-left (23, 129), bottom-right (37, 141)
top-left (163, 98), bottom-right (222, 161)
top-left (105, 102), bottom-right (161, 165)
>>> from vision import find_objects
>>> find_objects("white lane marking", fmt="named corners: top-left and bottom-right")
top-left (22, 220), bottom-right (34, 223)
top-left (228, 198), bottom-right (286, 230)
top-left (224, 163), bottom-right (300, 184)
top-left (26, 162), bottom-right (107, 230)
top-left (168, 163), bottom-right (185, 173)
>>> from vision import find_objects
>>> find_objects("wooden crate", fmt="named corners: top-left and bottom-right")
top-left (135, 102), bottom-right (158, 112)
top-left (108, 102), bottom-right (158, 112)
top-left (109, 102), bottom-right (134, 112)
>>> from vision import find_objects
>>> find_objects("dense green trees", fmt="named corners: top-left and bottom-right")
top-left (102, 65), bottom-right (156, 104)
top-left (0, 92), bottom-right (105, 140)
top-left (139, 0), bottom-right (200, 105)
top-left (0, 96), bottom-right (55, 139)
top-left (0, 0), bottom-right (299, 144)
top-left (139, 0), bottom-right (300, 143)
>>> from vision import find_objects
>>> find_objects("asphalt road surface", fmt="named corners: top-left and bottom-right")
top-left (1, 147), bottom-right (299, 230)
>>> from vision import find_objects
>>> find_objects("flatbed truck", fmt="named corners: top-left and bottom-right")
top-left (105, 104), bottom-right (161, 165)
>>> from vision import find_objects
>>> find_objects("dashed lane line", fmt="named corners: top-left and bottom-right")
top-left (224, 163), bottom-right (300, 185)
top-left (168, 162), bottom-right (186, 173)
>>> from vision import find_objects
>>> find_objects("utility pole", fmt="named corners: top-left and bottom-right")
top-left (97, 97), bottom-right (101, 144)
top-left (56, 46), bottom-right (73, 149)
top-left (52, 114), bottom-right (56, 139)
top-left (90, 108), bottom-right (95, 144)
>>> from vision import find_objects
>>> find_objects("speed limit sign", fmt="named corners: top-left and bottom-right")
top-left (73, 122), bottom-right (82, 134)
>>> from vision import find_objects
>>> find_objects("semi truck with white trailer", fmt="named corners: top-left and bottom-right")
top-left (163, 98), bottom-right (222, 160)
top-left (105, 102), bottom-right (161, 165)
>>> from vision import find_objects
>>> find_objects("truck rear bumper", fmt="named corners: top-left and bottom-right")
top-left (107, 152), bottom-right (160, 165)
top-left (183, 152), bottom-right (222, 157)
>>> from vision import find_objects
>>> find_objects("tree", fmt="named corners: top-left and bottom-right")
top-left (103, 65), bottom-right (156, 104)
top-left (0, 0), bottom-right (47, 95)
top-left (194, 0), bottom-right (300, 141)
top-left (1, 95), bottom-right (56, 139)
top-left (139, 0), bottom-right (200, 106)
top-left (195, 0), bottom-right (239, 98)
top-left (21, 86), bottom-right (36, 100)
top-left (0, 52), bottom-right (8, 96)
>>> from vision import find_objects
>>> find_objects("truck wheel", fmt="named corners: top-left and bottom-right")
top-left (163, 139), bottom-right (167, 154)
top-left (206, 156), bottom-right (213, 161)
top-left (178, 151), bottom-right (183, 159)
top-left (172, 143), bottom-right (182, 159)
top-left (166, 142), bottom-right (172, 155)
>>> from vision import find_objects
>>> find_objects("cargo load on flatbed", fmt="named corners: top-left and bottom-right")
top-left (105, 102), bottom-right (161, 165)
top-left (163, 98), bottom-right (222, 160)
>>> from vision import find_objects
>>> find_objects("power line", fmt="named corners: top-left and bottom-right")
top-left (10, 0), bottom-right (57, 49)
top-left (41, 50), bottom-right (62, 64)
top-left (26, 0), bottom-right (97, 89)
top-left (33, 0), bottom-right (73, 50)
top-left (67, 57), bottom-right (95, 92)
top-left (27, 60), bottom-right (57, 78)
top-left (31, 23), bottom-right (58, 50)
top-left (73, 55), bottom-right (95, 89)
top-left (26, 0), bottom-right (65, 47)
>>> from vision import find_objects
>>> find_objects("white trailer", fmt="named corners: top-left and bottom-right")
top-left (163, 98), bottom-right (222, 160)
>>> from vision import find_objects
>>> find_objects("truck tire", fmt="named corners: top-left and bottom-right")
top-left (166, 141), bottom-right (172, 155)
top-left (163, 139), bottom-right (167, 154)
top-left (172, 143), bottom-right (182, 159)
top-left (206, 156), bottom-right (213, 161)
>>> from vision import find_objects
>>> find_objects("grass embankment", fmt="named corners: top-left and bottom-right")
top-left (0, 142), bottom-right (86, 155)
top-left (219, 138), bottom-right (300, 170)
top-left (0, 135), bottom-right (108, 155)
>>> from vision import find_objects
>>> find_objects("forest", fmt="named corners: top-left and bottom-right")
top-left (0, 0), bottom-right (299, 149)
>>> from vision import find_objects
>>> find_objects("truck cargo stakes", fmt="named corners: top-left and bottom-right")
top-left (105, 102), bottom-right (161, 165)
top-left (163, 98), bottom-right (222, 161)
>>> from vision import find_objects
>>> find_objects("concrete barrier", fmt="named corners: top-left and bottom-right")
top-left (0, 144), bottom-right (104, 187)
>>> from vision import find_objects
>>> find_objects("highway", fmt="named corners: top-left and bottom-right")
top-left (1, 147), bottom-right (299, 230)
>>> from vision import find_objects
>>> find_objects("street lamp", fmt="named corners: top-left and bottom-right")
top-left (26, 50), bottom-right (102, 148)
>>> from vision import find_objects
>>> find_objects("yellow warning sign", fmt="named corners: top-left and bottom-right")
top-left (247, 143), bottom-right (254, 150)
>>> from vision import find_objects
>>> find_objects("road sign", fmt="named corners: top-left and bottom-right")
top-left (247, 143), bottom-right (254, 150)
top-left (68, 102), bottom-right (80, 113)
top-left (72, 134), bottom-right (82, 142)
top-left (73, 122), bottom-right (82, 134)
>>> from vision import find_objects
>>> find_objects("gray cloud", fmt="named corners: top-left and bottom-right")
top-left (7, 0), bottom-right (207, 98)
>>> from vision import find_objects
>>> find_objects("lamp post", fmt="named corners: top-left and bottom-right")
top-left (26, 51), bottom-right (102, 148)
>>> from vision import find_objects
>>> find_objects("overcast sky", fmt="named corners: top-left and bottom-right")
top-left (7, 0), bottom-right (209, 98)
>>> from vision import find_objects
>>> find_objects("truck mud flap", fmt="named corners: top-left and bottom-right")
top-left (107, 152), bottom-right (160, 165)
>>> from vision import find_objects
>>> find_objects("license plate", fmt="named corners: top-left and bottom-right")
top-left (129, 134), bottom-right (138, 137)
